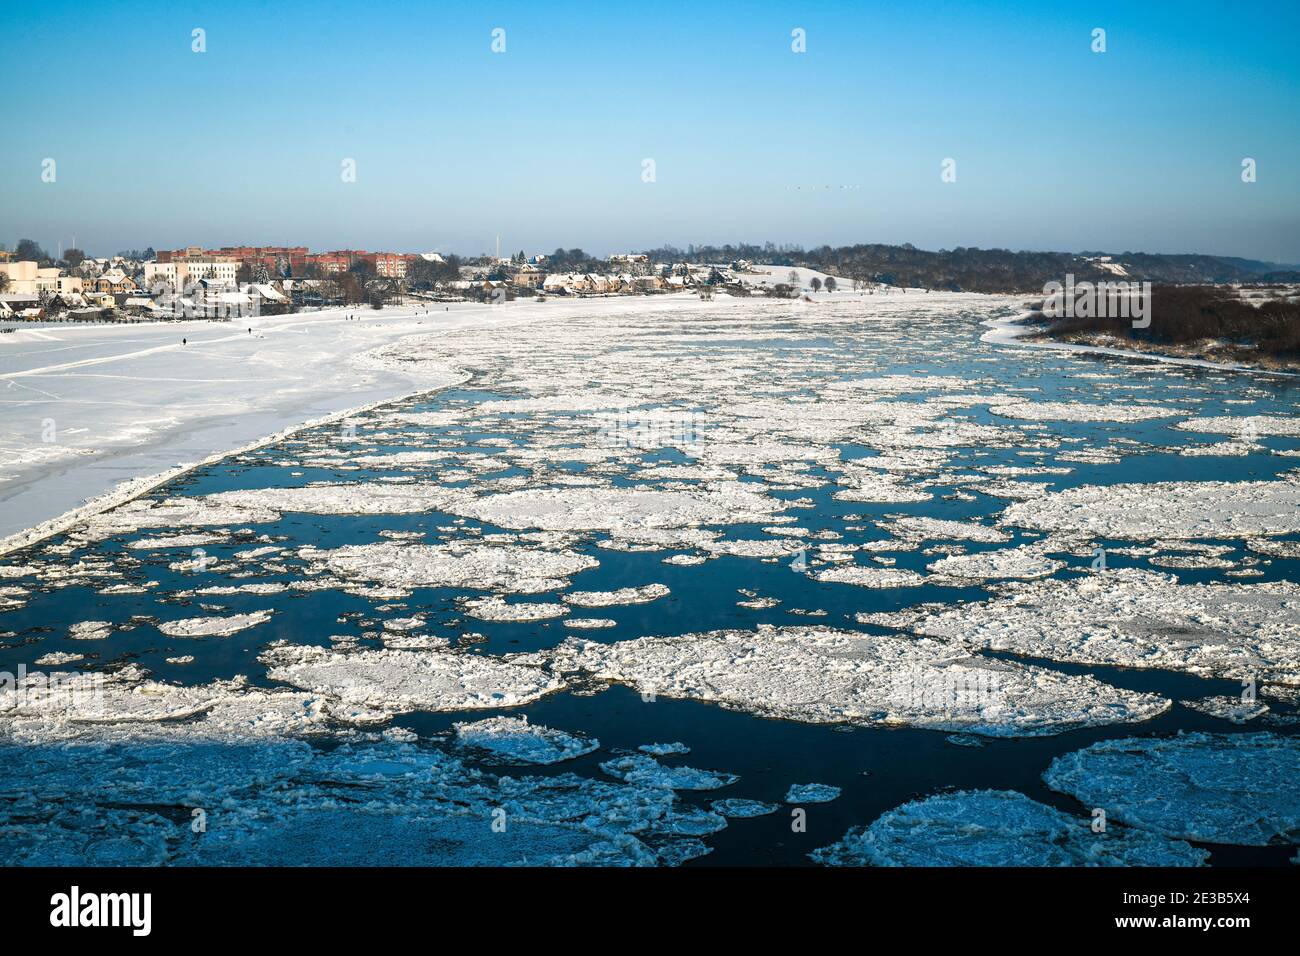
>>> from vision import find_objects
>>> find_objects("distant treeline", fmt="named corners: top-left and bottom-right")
top-left (1042, 285), bottom-right (1300, 358)
top-left (638, 242), bottom-right (1300, 294)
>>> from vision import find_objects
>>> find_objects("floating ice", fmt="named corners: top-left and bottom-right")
top-left (904, 568), bottom-right (1300, 683)
top-left (813, 566), bottom-right (927, 588)
top-left (261, 642), bottom-right (563, 716)
top-left (991, 402), bottom-right (1177, 422)
top-left (562, 584), bottom-right (669, 607)
top-left (1176, 415), bottom-right (1300, 438)
top-left (552, 626), bottom-right (1167, 736)
top-left (205, 482), bottom-right (461, 516)
top-left (881, 516), bottom-right (1011, 544)
top-left (462, 597), bottom-right (569, 622)
top-left (785, 783), bottom-right (841, 804)
top-left (0, 666), bottom-right (333, 744)
top-left (454, 716), bottom-right (599, 764)
top-left (812, 790), bottom-right (1207, 866)
top-left (1043, 732), bottom-right (1300, 846)
top-left (449, 486), bottom-right (786, 532)
top-left (926, 545), bottom-right (1065, 580)
top-left (711, 799), bottom-right (779, 818)
top-left (1002, 477), bottom-right (1300, 539)
top-left (1245, 537), bottom-right (1300, 559)
top-left (310, 541), bottom-right (598, 594)
top-left (33, 652), bottom-right (84, 666)
top-left (68, 621), bottom-right (112, 641)
top-left (1183, 696), bottom-right (1268, 723)
top-left (638, 742), bottom-right (690, 755)
top-left (599, 755), bottom-right (737, 790)
top-left (157, 611), bottom-right (272, 638)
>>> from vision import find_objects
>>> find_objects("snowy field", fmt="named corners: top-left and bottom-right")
top-left (1, 290), bottom-right (1297, 867)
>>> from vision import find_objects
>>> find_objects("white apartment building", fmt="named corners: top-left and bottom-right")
top-left (0, 260), bottom-right (82, 296)
top-left (144, 250), bottom-right (239, 291)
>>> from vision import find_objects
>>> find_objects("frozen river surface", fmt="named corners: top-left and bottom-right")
top-left (1, 293), bottom-right (1297, 866)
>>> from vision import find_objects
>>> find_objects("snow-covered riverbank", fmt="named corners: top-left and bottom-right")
top-left (981, 312), bottom-right (1300, 378)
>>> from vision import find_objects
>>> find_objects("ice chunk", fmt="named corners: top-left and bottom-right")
top-left (785, 783), bottom-right (841, 804)
top-left (926, 545), bottom-right (1065, 580)
top-left (311, 541), bottom-right (598, 594)
top-left (710, 798), bottom-right (779, 818)
top-left (158, 610), bottom-right (272, 638)
top-left (638, 742), bottom-right (690, 756)
top-left (562, 584), bottom-right (669, 607)
top-left (454, 716), bottom-right (598, 765)
top-left (991, 401), bottom-right (1177, 422)
top-left (1176, 415), bottom-right (1300, 438)
top-left (449, 486), bottom-right (786, 532)
top-left (552, 626), bottom-right (1167, 737)
top-left (461, 597), bottom-right (569, 622)
top-left (812, 790), bottom-right (1207, 866)
top-left (1044, 732), bottom-right (1300, 845)
top-left (261, 643), bottom-right (563, 715)
top-left (813, 566), bottom-right (926, 588)
top-left (905, 568), bottom-right (1300, 683)
top-left (1002, 477), bottom-right (1300, 539)
top-left (599, 755), bottom-right (737, 790)
top-left (1183, 696), bottom-right (1268, 723)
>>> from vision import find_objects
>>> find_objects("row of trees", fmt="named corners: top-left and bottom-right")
top-left (633, 241), bottom-right (1300, 293)
top-left (1045, 285), bottom-right (1300, 357)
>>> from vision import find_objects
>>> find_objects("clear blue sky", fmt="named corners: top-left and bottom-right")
top-left (4, 0), bottom-right (1298, 262)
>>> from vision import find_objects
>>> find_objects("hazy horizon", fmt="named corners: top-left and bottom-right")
top-left (5, 0), bottom-right (1298, 262)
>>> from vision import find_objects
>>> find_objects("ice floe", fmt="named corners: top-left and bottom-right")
top-left (991, 401), bottom-right (1178, 422)
top-left (307, 542), bottom-right (598, 594)
top-left (711, 799), bottom-right (779, 818)
top-left (1176, 415), bottom-right (1300, 438)
top-left (454, 716), bottom-right (599, 765)
top-left (785, 783), bottom-right (841, 804)
top-left (599, 755), bottom-right (737, 791)
top-left (449, 486), bottom-right (787, 532)
top-left (261, 642), bottom-right (563, 716)
top-left (1183, 696), bottom-right (1269, 723)
top-left (904, 568), bottom-right (1300, 683)
top-left (812, 790), bottom-right (1207, 866)
top-left (157, 611), bottom-right (272, 638)
top-left (1044, 733), bottom-right (1300, 845)
top-left (926, 544), bottom-right (1066, 580)
top-left (562, 584), bottom-right (669, 607)
top-left (552, 626), bottom-right (1168, 736)
top-left (1002, 477), bottom-right (1300, 539)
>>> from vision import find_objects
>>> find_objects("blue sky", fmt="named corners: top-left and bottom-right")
top-left (4, 0), bottom-right (1298, 261)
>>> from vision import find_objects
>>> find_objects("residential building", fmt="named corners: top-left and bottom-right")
top-left (0, 261), bottom-right (82, 297)
top-left (145, 249), bottom-right (238, 291)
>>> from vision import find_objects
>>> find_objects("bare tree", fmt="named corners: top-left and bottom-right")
top-left (810, 277), bottom-right (823, 293)
top-left (824, 277), bottom-right (837, 293)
